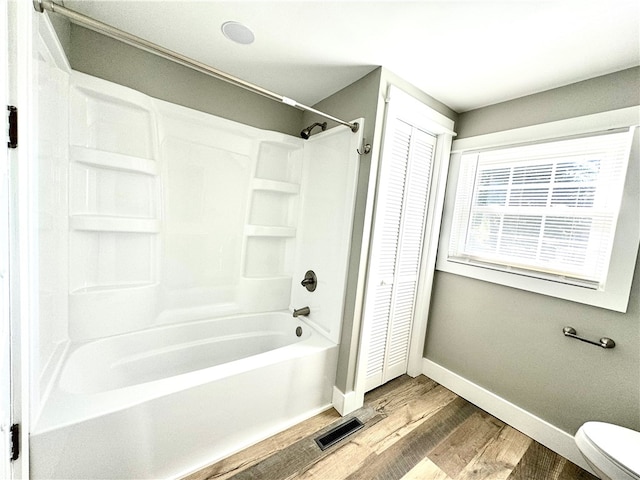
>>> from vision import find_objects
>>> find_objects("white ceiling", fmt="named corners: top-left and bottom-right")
top-left (64, 0), bottom-right (640, 113)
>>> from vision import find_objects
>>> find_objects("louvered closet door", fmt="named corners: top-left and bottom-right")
top-left (364, 119), bottom-right (436, 392)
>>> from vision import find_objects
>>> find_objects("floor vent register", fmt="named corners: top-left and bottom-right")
top-left (314, 417), bottom-right (364, 451)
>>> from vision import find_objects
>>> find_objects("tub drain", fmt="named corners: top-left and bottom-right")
top-left (296, 326), bottom-right (303, 337)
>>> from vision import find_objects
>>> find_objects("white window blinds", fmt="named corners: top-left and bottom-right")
top-left (448, 129), bottom-right (633, 289)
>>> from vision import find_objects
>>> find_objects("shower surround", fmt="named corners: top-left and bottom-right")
top-left (30, 61), bottom-right (362, 478)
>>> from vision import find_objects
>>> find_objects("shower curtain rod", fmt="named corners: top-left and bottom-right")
top-left (33, 0), bottom-right (360, 134)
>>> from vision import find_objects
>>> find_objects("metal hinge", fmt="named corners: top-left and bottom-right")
top-left (7, 106), bottom-right (17, 149)
top-left (10, 423), bottom-right (19, 461)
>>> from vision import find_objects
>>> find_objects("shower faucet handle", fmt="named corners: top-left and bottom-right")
top-left (300, 270), bottom-right (317, 292)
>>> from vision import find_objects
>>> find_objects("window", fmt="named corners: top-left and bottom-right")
top-left (437, 108), bottom-right (639, 312)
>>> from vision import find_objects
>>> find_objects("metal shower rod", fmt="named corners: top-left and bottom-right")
top-left (32, 0), bottom-right (360, 133)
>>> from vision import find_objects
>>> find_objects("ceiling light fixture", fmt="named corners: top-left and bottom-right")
top-left (221, 21), bottom-right (255, 45)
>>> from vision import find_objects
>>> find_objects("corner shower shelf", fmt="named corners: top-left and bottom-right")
top-left (70, 215), bottom-right (161, 233)
top-left (244, 225), bottom-right (296, 237)
top-left (252, 179), bottom-right (300, 194)
top-left (70, 281), bottom-right (158, 295)
top-left (241, 274), bottom-right (292, 281)
top-left (70, 145), bottom-right (158, 176)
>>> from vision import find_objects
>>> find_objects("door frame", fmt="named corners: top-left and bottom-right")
top-left (5, 1), bottom-right (40, 477)
top-left (1, 0), bottom-right (12, 473)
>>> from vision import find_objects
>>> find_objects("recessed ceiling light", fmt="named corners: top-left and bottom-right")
top-left (221, 21), bottom-right (255, 45)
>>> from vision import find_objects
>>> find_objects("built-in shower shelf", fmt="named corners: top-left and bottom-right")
top-left (241, 274), bottom-right (292, 281)
top-left (70, 215), bottom-right (160, 233)
top-left (244, 225), bottom-right (296, 237)
top-left (70, 281), bottom-right (158, 295)
top-left (252, 179), bottom-right (300, 194)
top-left (70, 145), bottom-right (158, 176)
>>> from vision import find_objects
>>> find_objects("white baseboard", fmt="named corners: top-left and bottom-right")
top-left (332, 386), bottom-right (363, 416)
top-left (422, 358), bottom-right (594, 473)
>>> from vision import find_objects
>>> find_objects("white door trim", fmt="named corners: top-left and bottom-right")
top-left (1, 0), bottom-right (13, 473)
top-left (7, 1), bottom-right (43, 477)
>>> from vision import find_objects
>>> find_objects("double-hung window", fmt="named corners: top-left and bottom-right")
top-left (438, 109), bottom-right (639, 312)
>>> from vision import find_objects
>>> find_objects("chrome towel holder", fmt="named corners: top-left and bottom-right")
top-left (563, 326), bottom-right (616, 349)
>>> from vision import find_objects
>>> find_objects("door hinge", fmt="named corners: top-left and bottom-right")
top-left (10, 423), bottom-right (19, 461)
top-left (7, 106), bottom-right (17, 149)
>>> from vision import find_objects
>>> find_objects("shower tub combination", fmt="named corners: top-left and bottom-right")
top-left (31, 312), bottom-right (338, 479)
top-left (30, 25), bottom-right (362, 479)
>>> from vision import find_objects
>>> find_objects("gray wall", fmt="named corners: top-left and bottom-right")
top-left (456, 67), bottom-right (640, 137)
top-left (47, 11), bottom-right (70, 56)
top-left (425, 67), bottom-right (640, 434)
top-left (68, 25), bottom-right (303, 135)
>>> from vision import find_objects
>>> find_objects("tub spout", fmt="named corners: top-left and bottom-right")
top-left (293, 306), bottom-right (310, 317)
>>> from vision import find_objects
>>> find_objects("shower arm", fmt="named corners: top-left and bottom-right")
top-left (32, 0), bottom-right (360, 134)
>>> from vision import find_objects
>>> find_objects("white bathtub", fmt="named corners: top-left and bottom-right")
top-left (31, 312), bottom-right (338, 479)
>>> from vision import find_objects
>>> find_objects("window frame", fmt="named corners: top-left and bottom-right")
top-left (436, 107), bottom-right (640, 312)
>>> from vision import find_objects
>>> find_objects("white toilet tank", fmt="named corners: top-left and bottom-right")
top-left (575, 422), bottom-right (640, 480)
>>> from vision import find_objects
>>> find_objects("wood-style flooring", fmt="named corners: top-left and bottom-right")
top-left (183, 375), bottom-right (597, 480)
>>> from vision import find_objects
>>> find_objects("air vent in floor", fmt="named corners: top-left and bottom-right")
top-left (314, 417), bottom-right (364, 451)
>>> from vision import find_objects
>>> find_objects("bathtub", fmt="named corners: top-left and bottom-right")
top-left (30, 312), bottom-right (339, 479)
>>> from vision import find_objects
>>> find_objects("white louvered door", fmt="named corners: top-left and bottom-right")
top-left (364, 115), bottom-right (437, 392)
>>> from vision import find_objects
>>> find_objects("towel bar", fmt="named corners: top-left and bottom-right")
top-left (563, 326), bottom-right (615, 349)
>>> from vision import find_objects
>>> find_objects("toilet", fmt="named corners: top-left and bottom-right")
top-left (575, 422), bottom-right (640, 480)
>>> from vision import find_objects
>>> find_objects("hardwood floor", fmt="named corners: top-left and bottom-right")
top-left (183, 375), bottom-right (597, 480)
